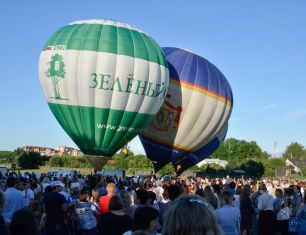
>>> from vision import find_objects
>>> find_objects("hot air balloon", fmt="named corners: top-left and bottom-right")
top-left (38, 19), bottom-right (169, 170)
top-left (139, 47), bottom-right (233, 175)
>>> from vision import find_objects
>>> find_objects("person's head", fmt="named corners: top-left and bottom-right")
top-left (79, 189), bottom-right (90, 202)
top-left (119, 189), bottom-right (131, 209)
top-left (133, 206), bottom-right (159, 233)
top-left (235, 185), bottom-right (243, 195)
top-left (106, 183), bottom-right (116, 196)
top-left (91, 188), bottom-right (99, 201)
top-left (275, 188), bottom-right (284, 198)
top-left (229, 181), bottom-right (236, 190)
top-left (6, 176), bottom-right (17, 188)
top-left (241, 184), bottom-right (251, 198)
top-left (221, 191), bottom-right (233, 205)
top-left (0, 190), bottom-right (5, 209)
top-left (108, 195), bottom-right (124, 211)
top-left (258, 183), bottom-right (267, 194)
top-left (162, 195), bottom-right (222, 235)
top-left (212, 184), bottom-right (221, 195)
top-left (135, 189), bottom-right (148, 205)
top-left (9, 209), bottom-right (37, 235)
top-left (147, 191), bottom-right (157, 205)
top-left (52, 181), bottom-right (64, 192)
top-left (168, 184), bottom-right (181, 201)
top-left (292, 185), bottom-right (301, 195)
top-left (45, 185), bottom-right (53, 194)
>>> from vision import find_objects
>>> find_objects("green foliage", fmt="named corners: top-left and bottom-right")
top-left (262, 158), bottom-right (286, 177)
top-left (47, 155), bottom-right (91, 168)
top-left (212, 138), bottom-right (269, 168)
top-left (158, 163), bottom-right (175, 176)
top-left (283, 142), bottom-right (305, 159)
top-left (0, 151), bottom-right (18, 164)
top-left (241, 159), bottom-right (265, 178)
top-left (17, 152), bottom-right (49, 169)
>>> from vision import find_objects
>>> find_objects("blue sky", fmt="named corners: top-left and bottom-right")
top-left (0, 0), bottom-right (305, 156)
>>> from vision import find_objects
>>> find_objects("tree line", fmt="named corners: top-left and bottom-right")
top-left (0, 139), bottom-right (305, 178)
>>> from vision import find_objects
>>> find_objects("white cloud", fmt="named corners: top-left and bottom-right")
top-left (260, 104), bottom-right (277, 111)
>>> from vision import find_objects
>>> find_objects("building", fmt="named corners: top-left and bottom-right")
top-left (196, 158), bottom-right (228, 168)
top-left (22, 146), bottom-right (83, 156)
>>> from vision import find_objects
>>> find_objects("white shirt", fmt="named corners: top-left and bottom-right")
top-left (257, 192), bottom-right (274, 211)
top-left (2, 187), bottom-right (25, 222)
top-left (23, 189), bottom-right (35, 207)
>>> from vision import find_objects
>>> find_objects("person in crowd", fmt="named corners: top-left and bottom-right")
top-left (74, 188), bottom-right (98, 235)
top-left (257, 183), bottom-right (275, 235)
top-left (21, 182), bottom-right (35, 208)
top-left (162, 194), bottom-right (222, 235)
top-left (9, 209), bottom-right (38, 235)
top-left (90, 188), bottom-right (100, 215)
top-left (274, 188), bottom-right (284, 213)
top-left (216, 191), bottom-right (240, 235)
top-left (99, 195), bottom-right (132, 235)
top-left (120, 189), bottom-right (134, 218)
top-left (204, 185), bottom-right (218, 209)
top-left (99, 182), bottom-right (116, 214)
top-left (42, 176), bottom-right (51, 193)
top-left (291, 185), bottom-right (302, 217)
top-left (240, 184), bottom-right (255, 235)
top-left (233, 185), bottom-right (242, 209)
top-left (297, 191), bottom-right (306, 235)
top-left (0, 190), bottom-right (7, 235)
top-left (158, 184), bottom-right (181, 226)
top-left (124, 206), bottom-right (160, 235)
top-left (147, 191), bottom-right (159, 212)
top-left (212, 184), bottom-right (222, 208)
top-left (2, 176), bottom-right (25, 223)
top-left (134, 189), bottom-right (149, 209)
top-left (43, 181), bottom-right (68, 235)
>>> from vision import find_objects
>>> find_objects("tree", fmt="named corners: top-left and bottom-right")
top-left (283, 142), bottom-right (305, 159)
top-left (17, 152), bottom-right (48, 169)
top-left (212, 138), bottom-right (269, 168)
top-left (241, 160), bottom-right (265, 178)
top-left (262, 158), bottom-right (286, 177)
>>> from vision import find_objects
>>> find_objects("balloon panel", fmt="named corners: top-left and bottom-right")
top-left (39, 20), bottom-right (169, 157)
top-left (140, 47), bottom-right (233, 173)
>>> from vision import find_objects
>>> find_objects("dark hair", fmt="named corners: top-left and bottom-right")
top-left (9, 209), bottom-right (38, 235)
top-left (133, 206), bottom-right (159, 231)
top-left (168, 184), bottom-right (181, 201)
top-left (79, 189), bottom-right (89, 202)
top-left (147, 191), bottom-right (156, 205)
top-left (108, 195), bottom-right (124, 210)
top-left (229, 181), bottom-right (236, 189)
top-left (6, 176), bottom-right (17, 188)
top-left (136, 189), bottom-right (148, 205)
top-left (45, 185), bottom-right (53, 194)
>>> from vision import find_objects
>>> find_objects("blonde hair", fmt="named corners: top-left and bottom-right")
top-left (162, 195), bottom-right (222, 235)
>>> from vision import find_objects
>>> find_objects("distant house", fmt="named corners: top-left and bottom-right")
top-left (22, 145), bottom-right (81, 156)
top-left (197, 158), bottom-right (228, 168)
top-left (275, 167), bottom-right (292, 178)
top-left (285, 159), bottom-right (306, 173)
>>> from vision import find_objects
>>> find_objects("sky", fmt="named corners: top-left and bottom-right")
top-left (0, 0), bottom-right (306, 156)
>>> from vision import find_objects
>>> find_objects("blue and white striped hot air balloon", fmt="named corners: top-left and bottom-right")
top-left (139, 47), bottom-right (233, 174)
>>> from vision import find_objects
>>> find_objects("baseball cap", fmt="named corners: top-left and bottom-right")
top-left (52, 181), bottom-right (65, 188)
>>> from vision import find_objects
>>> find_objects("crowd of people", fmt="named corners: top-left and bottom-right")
top-left (0, 171), bottom-right (305, 235)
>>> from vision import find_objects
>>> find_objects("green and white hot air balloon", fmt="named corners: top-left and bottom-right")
top-left (38, 19), bottom-right (169, 169)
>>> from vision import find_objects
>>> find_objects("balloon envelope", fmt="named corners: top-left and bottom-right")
top-left (140, 47), bottom-right (233, 174)
top-left (39, 19), bottom-right (169, 159)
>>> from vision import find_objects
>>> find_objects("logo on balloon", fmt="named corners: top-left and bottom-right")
top-left (46, 54), bottom-right (68, 100)
top-left (150, 93), bottom-right (183, 135)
